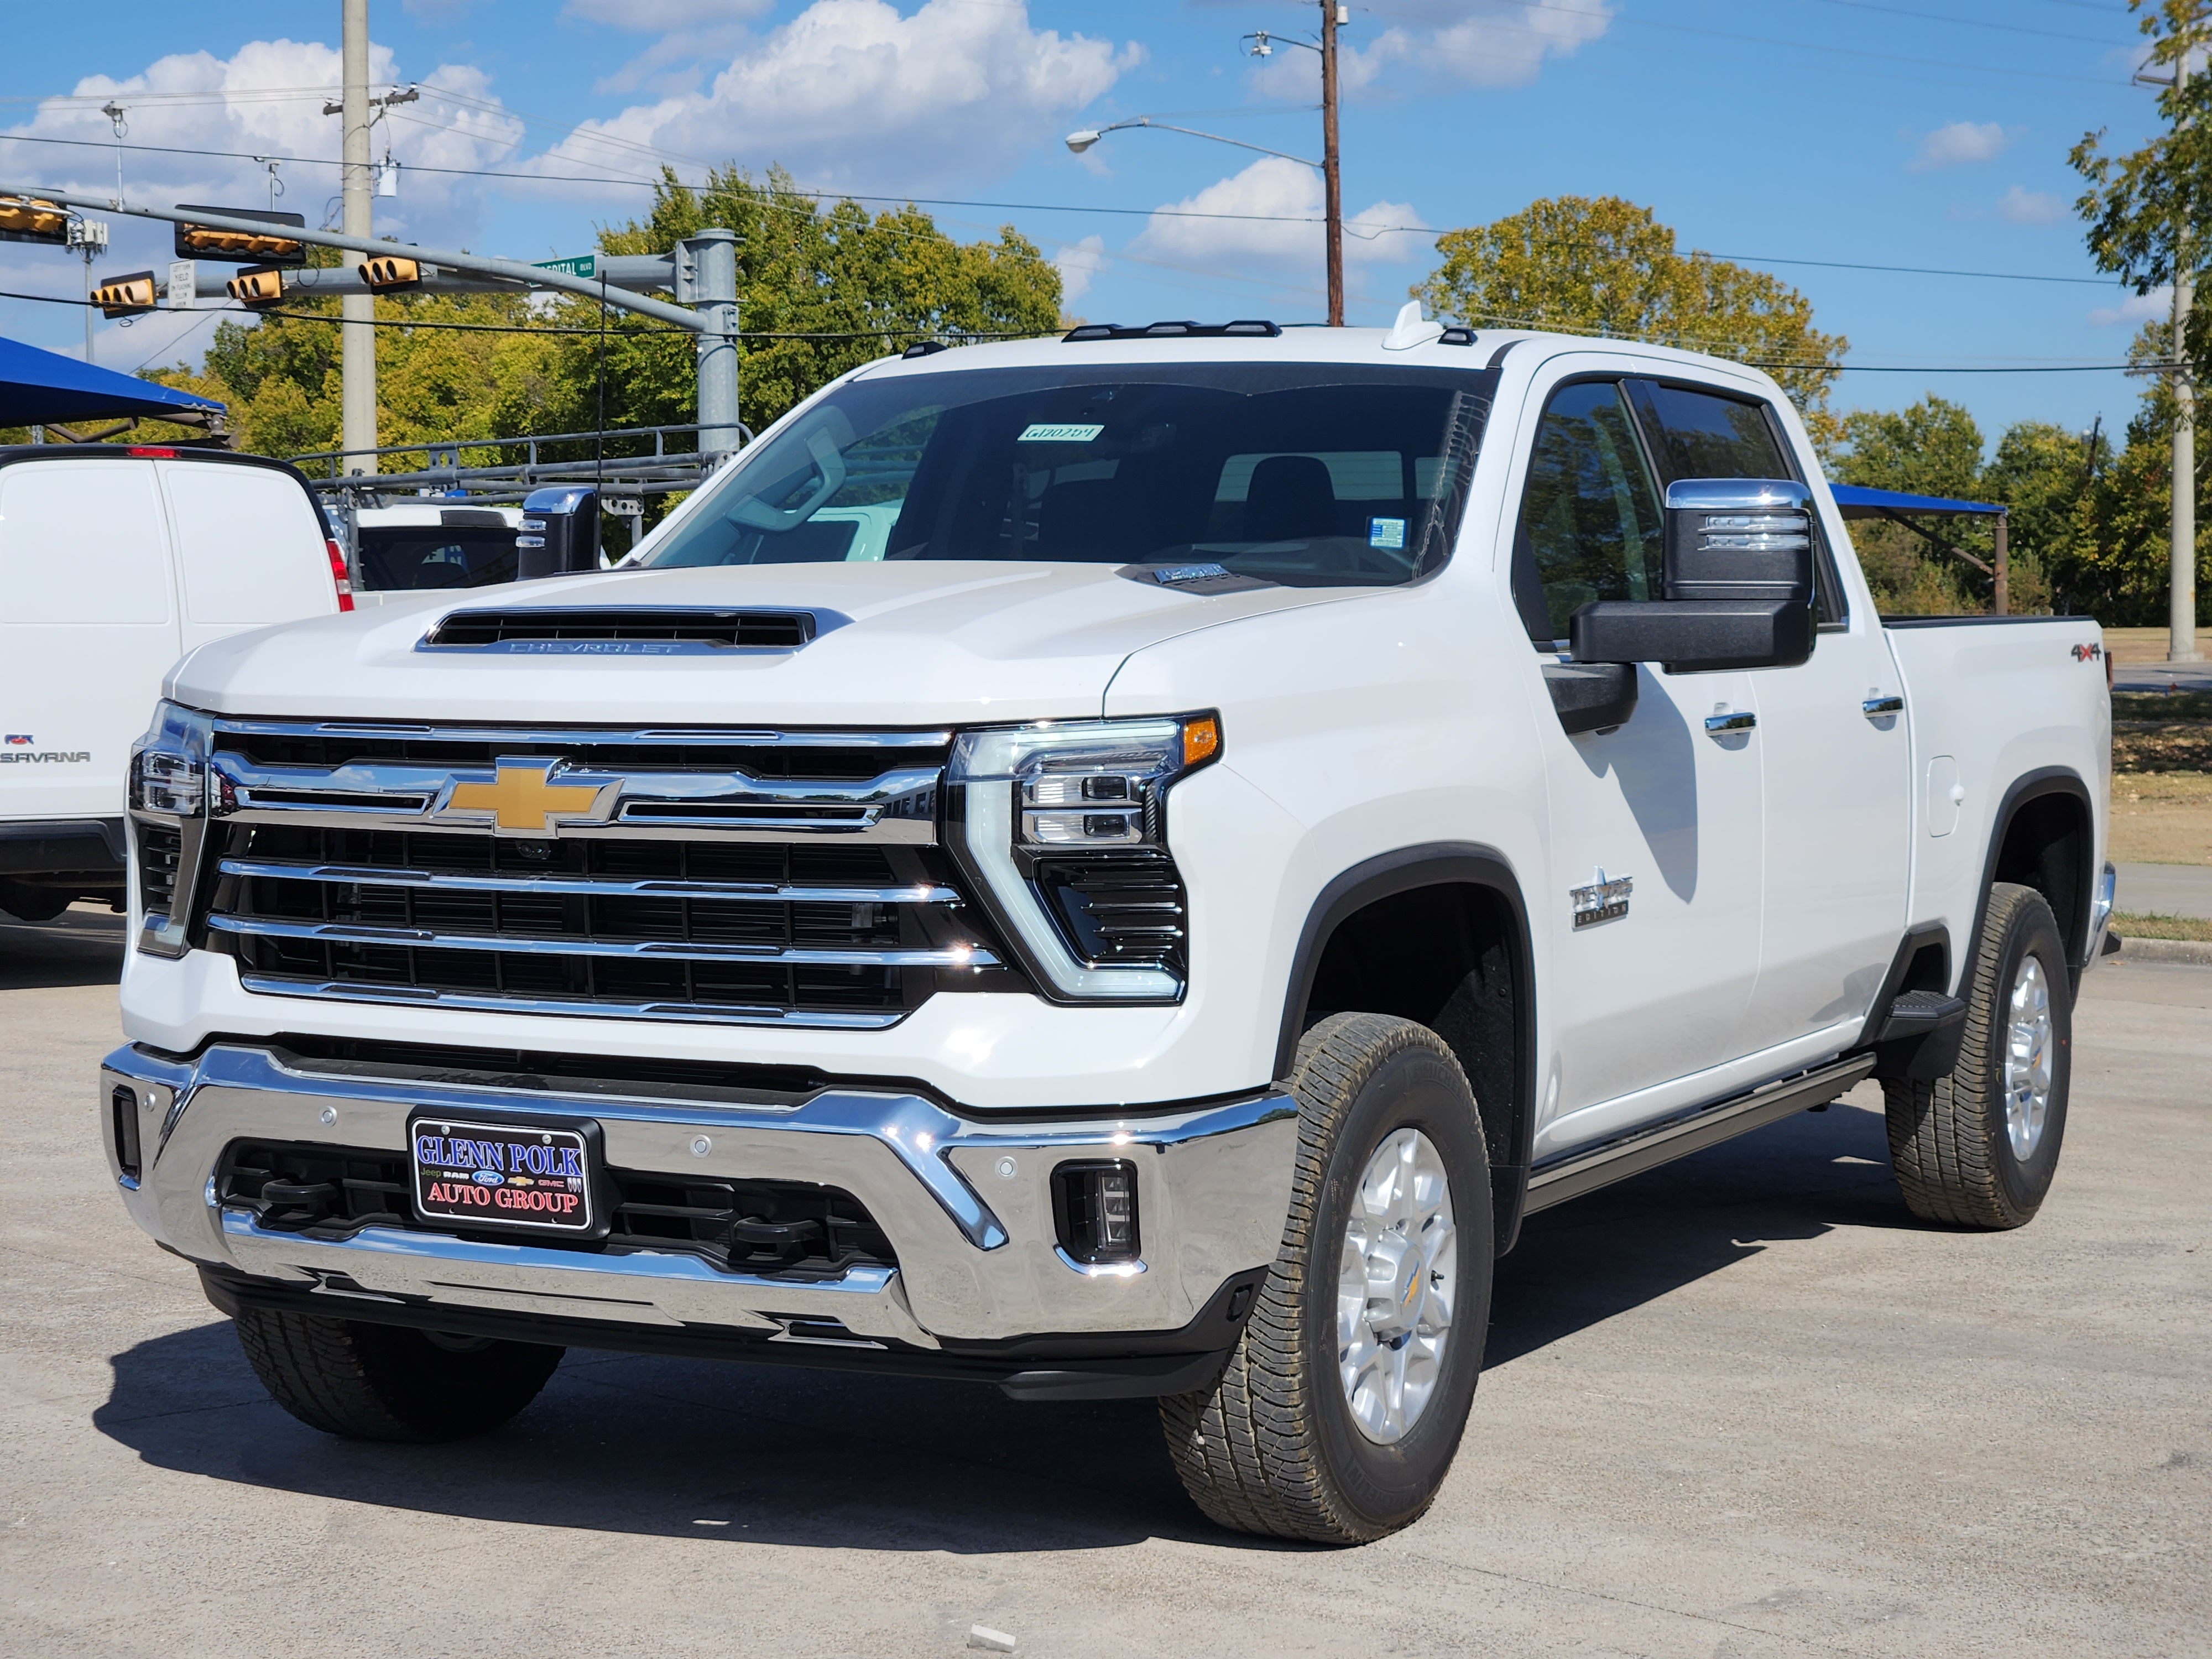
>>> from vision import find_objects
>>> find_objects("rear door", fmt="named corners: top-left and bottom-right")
top-left (1512, 371), bottom-right (1767, 1155)
top-left (1626, 379), bottom-right (1911, 1050)
top-left (0, 458), bottom-right (181, 822)
top-left (155, 460), bottom-right (335, 654)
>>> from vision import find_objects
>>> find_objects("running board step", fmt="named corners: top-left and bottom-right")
top-left (1522, 1053), bottom-right (1877, 1215)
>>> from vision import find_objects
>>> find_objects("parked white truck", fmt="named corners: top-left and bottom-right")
top-left (101, 317), bottom-right (2114, 1543)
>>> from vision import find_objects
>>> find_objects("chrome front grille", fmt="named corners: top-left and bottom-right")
top-left (186, 721), bottom-right (1011, 1028)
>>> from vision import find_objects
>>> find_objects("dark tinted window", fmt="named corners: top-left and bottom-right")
top-left (1512, 380), bottom-right (1665, 644)
top-left (639, 364), bottom-right (1495, 588)
top-left (358, 529), bottom-right (518, 591)
top-left (1628, 381), bottom-right (1791, 481)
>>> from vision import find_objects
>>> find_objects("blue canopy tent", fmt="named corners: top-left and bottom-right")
top-left (0, 333), bottom-right (225, 440)
top-left (1827, 481), bottom-right (2014, 614)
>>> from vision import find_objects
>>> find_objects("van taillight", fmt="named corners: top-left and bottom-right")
top-left (325, 539), bottom-right (354, 613)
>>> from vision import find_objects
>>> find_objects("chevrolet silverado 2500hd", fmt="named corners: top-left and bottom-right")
top-left (101, 314), bottom-right (2114, 1543)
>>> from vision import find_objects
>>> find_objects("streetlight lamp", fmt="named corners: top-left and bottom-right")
top-left (1068, 3), bottom-right (1348, 325)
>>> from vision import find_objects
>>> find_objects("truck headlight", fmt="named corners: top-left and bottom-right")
top-left (128, 701), bottom-right (215, 957)
top-left (948, 714), bottom-right (1219, 1001)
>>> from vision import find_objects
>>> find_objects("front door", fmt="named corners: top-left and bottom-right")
top-left (1624, 379), bottom-right (1912, 1047)
top-left (1512, 374), bottom-right (1766, 1159)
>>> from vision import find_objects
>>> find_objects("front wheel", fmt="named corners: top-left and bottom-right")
top-left (1160, 1012), bottom-right (1494, 1543)
top-left (1883, 881), bottom-right (2072, 1229)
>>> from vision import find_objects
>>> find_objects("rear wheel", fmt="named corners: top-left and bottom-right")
top-left (1883, 881), bottom-right (2072, 1229)
top-left (234, 1306), bottom-right (562, 1442)
top-left (1160, 1012), bottom-right (1493, 1543)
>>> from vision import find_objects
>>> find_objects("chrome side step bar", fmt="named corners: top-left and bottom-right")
top-left (1523, 1054), bottom-right (1877, 1215)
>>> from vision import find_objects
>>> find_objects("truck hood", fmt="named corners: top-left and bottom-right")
top-left (168, 561), bottom-right (1355, 727)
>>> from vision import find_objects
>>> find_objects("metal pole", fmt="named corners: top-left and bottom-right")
top-left (82, 244), bottom-right (93, 363)
top-left (1319, 2), bottom-right (1343, 327)
top-left (1992, 510), bottom-right (2009, 617)
top-left (341, 0), bottom-right (377, 478)
top-left (688, 228), bottom-right (740, 457)
top-left (2173, 51), bottom-right (2201, 660)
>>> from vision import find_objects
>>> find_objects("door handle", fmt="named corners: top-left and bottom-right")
top-left (1704, 711), bottom-right (1756, 734)
top-left (1863, 695), bottom-right (1904, 718)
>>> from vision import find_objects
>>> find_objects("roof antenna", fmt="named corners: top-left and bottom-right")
top-left (1383, 299), bottom-right (1442, 351)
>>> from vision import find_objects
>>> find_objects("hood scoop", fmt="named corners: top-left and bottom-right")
top-left (419, 606), bottom-right (837, 655)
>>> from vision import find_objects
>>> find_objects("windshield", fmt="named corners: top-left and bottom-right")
top-left (637, 362), bottom-right (1498, 587)
top-left (358, 527), bottom-right (518, 591)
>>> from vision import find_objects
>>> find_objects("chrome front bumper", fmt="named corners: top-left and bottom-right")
top-left (100, 1043), bottom-right (1297, 1348)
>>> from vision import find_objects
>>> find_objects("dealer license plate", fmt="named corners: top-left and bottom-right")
top-left (409, 1114), bottom-right (602, 1237)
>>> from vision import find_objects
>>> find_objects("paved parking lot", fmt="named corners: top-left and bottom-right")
top-left (2, 909), bottom-right (2205, 1657)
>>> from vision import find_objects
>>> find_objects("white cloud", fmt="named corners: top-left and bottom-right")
top-left (1249, 0), bottom-right (1610, 97)
top-left (1053, 234), bottom-right (1108, 304)
top-left (1910, 120), bottom-right (2010, 171)
top-left (1134, 157), bottom-right (1430, 280)
top-left (564, 0), bottom-right (768, 24)
top-left (1996, 184), bottom-right (2062, 225)
top-left (539, 0), bottom-right (1131, 189)
top-left (2090, 287), bottom-right (2169, 327)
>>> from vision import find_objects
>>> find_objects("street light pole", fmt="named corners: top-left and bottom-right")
top-left (1320, 1), bottom-right (1343, 327)
top-left (340, 0), bottom-right (376, 479)
top-left (2172, 50), bottom-right (2201, 662)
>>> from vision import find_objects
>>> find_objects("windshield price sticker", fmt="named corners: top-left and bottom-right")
top-left (411, 1116), bottom-right (599, 1235)
top-left (1017, 422), bottom-right (1105, 444)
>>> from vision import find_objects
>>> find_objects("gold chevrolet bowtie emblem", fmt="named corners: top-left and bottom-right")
top-left (448, 761), bottom-right (599, 833)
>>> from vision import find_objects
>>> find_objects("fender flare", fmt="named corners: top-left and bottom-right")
top-left (1273, 842), bottom-right (1538, 1251)
top-left (1961, 765), bottom-right (2095, 997)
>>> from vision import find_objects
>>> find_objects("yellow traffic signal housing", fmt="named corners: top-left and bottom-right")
top-left (92, 270), bottom-right (158, 319)
top-left (173, 205), bottom-right (306, 267)
top-left (360, 254), bottom-right (423, 291)
top-left (0, 195), bottom-right (70, 246)
top-left (226, 266), bottom-right (286, 310)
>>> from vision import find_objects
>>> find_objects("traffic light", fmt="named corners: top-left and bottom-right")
top-left (92, 270), bottom-right (157, 319)
top-left (360, 254), bottom-right (422, 291)
top-left (226, 266), bottom-right (286, 310)
top-left (0, 195), bottom-right (70, 246)
top-left (173, 205), bottom-right (306, 267)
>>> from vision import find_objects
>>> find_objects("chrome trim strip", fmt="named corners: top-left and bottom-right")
top-left (236, 973), bottom-right (909, 1029)
top-left (216, 857), bottom-right (961, 907)
top-left (218, 1211), bottom-right (896, 1295)
top-left (210, 911), bottom-right (995, 969)
top-left (211, 718), bottom-right (953, 749)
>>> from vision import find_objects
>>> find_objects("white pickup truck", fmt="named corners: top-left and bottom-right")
top-left (101, 316), bottom-right (2114, 1544)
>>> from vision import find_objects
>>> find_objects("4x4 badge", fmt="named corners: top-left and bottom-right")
top-left (1571, 869), bottom-right (1632, 928)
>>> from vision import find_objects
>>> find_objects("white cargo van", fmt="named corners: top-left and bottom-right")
top-left (0, 445), bottom-right (346, 921)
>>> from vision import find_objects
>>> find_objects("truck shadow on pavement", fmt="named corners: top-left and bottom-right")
top-left (92, 1098), bottom-right (1915, 1553)
top-left (0, 909), bottom-right (124, 990)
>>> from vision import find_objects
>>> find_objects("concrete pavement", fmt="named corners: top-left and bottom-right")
top-left (2116, 861), bottom-right (2212, 918)
top-left (1, 912), bottom-right (2205, 1657)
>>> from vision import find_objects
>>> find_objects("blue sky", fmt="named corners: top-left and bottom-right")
top-left (0, 1), bottom-right (2173, 452)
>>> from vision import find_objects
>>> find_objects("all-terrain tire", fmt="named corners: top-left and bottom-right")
top-left (1883, 881), bottom-right (2072, 1229)
top-left (1159, 1012), bottom-right (1493, 1543)
top-left (234, 1306), bottom-right (563, 1442)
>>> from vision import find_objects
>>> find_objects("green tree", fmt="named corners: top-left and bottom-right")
top-left (1414, 195), bottom-right (1848, 435)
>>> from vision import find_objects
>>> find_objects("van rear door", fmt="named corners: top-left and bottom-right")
top-left (0, 457), bottom-right (181, 824)
top-left (155, 459), bottom-right (336, 654)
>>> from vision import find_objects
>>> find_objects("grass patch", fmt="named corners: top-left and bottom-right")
top-left (2111, 690), bottom-right (2212, 772)
top-left (2111, 770), bottom-right (2212, 865)
top-left (2112, 910), bottom-right (2212, 942)
top-left (2112, 688), bottom-right (2212, 722)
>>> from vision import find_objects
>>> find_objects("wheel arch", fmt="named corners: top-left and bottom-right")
top-left (1274, 843), bottom-right (1537, 1254)
top-left (1966, 766), bottom-right (2096, 997)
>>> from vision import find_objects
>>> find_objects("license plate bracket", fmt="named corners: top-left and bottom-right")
top-left (408, 1112), bottom-right (607, 1239)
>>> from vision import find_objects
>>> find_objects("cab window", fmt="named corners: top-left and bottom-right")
top-left (1511, 380), bottom-right (1665, 646)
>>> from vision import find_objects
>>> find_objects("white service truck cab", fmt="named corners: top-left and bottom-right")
top-left (0, 445), bottom-right (346, 921)
top-left (100, 318), bottom-right (2114, 1543)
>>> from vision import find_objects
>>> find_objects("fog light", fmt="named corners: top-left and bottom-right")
top-left (1052, 1160), bottom-right (1140, 1264)
top-left (111, 1086), bottom-right (141, 1182)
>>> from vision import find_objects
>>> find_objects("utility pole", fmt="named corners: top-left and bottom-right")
top-left (340, 0), bottom-right (376, 478)
top-left (2173, 51), bottom-right (2201, 660)
top-left (683, 229), bottom-right (741, 456)
top-left (1319, 1), bottom-right (1343, 327)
